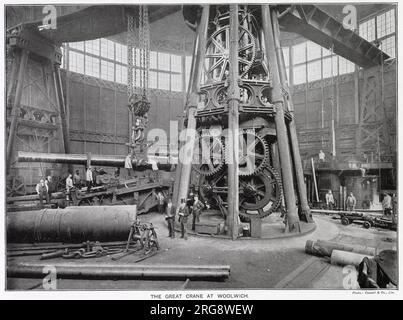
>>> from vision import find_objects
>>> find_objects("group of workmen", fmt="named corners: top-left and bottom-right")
top-left (35, 167), bottom-right (106, 208)
top-left (155, 190), bottom-right (205, 240)
top-left (325, 189), bottom-right (397, 217)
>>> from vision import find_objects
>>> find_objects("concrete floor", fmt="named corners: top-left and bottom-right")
top-left (6, 212), bottom-right (397, 291)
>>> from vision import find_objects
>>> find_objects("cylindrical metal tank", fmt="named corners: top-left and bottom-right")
top-left (7, 205), bottom-right (137, 243)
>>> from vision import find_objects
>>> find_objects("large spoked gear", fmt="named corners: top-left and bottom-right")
top-left (192, 133), bottom-right (225, 177)
top-left (239, 166), bottom-right (283, 219)
top-left (204, 25), bottom-right (256, 82)
top-left (226, 129), bottom-right (270, 176)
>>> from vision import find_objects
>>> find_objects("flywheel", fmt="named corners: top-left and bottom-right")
top-left (239, 166), bottom-right (283, 219)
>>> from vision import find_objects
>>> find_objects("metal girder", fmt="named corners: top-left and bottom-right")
top-left (277, 4), bottom-right (389, 68)
top-left (16, 5), bottom-right (180, 45)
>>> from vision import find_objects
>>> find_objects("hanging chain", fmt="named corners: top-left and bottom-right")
top-left (127, 14), bottom-right (135, 98)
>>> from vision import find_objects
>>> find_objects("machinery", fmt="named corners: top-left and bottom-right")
top-left (6, 5), bottom-right (388, 236)
top-left (173, 4), bottom-right (389, 238)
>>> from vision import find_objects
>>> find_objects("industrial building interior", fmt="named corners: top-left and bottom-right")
top-left (4, 3), bottom-right (397, 291)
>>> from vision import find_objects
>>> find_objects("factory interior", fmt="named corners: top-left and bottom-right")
top-left (4, 3), bottom-right (398, 291)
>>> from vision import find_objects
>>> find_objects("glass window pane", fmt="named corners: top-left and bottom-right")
top-left (69, 51), bottom-right (84, 73)
top-left (307, 60), bottom-right (321, 82)
top-left (115, 65), bottom-right (127, 84)
top-left (377, 9), bottom-right (395, 38)
top-left (170, 54), bottom-right (182, 73)
top-left (85, 39), bottom-right (100, 56)
top-left (307, 41), bottom-right (321, 61)
top-left (149, 71), bottom-right (158, 89)
top-left (150, 51), bottom-right (158, 69)
top-left (100, 38), bottom-right (114, 60)
top-left (101, 60), bottom-right (114, 81)
top-left (293, 42), bottom-right (306, 64)
top-left (380, 35), bottom-right (395, 58)
top-left (293, 64), bottom-right (306, 85)
top-left (158, 52), bottom-right (170, 71)
top-left (85, 56), bottom-right (100, 77)
top-left (158, 72), bottom-right (170, 90)
top-left (69, 41), bottom-right (84, 51)
top-left (359, 18), bottom-right (376, 42)
top-left (171, 73), bottom-right (182, 92)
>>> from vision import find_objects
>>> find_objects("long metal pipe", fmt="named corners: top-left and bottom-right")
top-left (227, 4), bottom-right (240, 240)
top-left (17, 151), bottom-right (174, 169)
top-left (261, 5), bottom-right (300, 232)
top-left (174, 5), bottom-right (210, 210)
top-left (7, 192), bottom-right (65, 204)
top-left (8, 263), bottom-right (230, 280)
top-left (7, 205), bottom-right (137, 243)
top-left (6, 49), bottom-right (29, 174)
top-left (271, 9), bottom-right (312, 223)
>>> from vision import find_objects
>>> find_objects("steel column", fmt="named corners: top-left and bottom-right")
top-left (227, 4), bottom-right (240, 240)
top-left (6, 49), bottom-right (29, 174)
top-left (271, 9), bottom-right (312, 223)
top-left (261, 5), bottom-right (300, 232)
top-left (174, 5), bottom-right (210, 210)
top-left (53, 63), bottom-right (73, 173)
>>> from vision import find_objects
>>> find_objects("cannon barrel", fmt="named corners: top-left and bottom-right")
top-left (17, 151), bottom-right (176, 168)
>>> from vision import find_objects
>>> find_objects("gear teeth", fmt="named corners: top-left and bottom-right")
top-left (239, 166), bottom-right (283, 220)
top-left (192, 133), bottom-right (225, 177)
top-left (225, 129), bottom-right (270, 176)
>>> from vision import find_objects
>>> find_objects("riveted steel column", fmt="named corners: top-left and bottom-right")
top-left (174, 5), bottom-right (210, 210)
top-left (227, 4), bottom-right (240, 240)
top-left (262, 5), bottom-right (300, 232)
top-left (6, 49), bottom-right (29, 174)
top-left (271, 9), bottom-right (313, 223)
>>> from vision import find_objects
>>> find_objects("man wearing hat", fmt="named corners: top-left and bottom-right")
top-left (177, 199), bottom-right (190, 240)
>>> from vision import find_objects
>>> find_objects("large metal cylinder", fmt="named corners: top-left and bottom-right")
top-left (7, 205), bottom-right (137, 243)
top-left (305, 239), bottom-right (376, 257)
top-left (17, 151), bottom-right (175, 168)
top-left (8, 263), bottom-right (231, 280)
top-left (330, 250), bottom-right (374, 267)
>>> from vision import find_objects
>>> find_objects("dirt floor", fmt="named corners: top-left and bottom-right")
top-left (6, 211), bottom-right (397, 291)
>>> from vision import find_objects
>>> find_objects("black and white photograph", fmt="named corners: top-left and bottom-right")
top-left (0, 0), bottom-right (399, 298)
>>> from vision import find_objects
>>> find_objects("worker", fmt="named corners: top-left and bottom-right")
top-left (325, 190), bottom-right (335, 210)
top-left (86, 167), bottom-right (93, 193)
top-left (382, 192), bottom-right (392, 217)
top-left (36, 179), bottom-right (49, 208)
top-left (191, 195), bottom-right (204, 231)
top-left (178, 198), bottom-right (190, 240)
top-left (346, 192), bottom-right (357, 211)
top-left (318, 150), bottom-right (325, 162)
top-left (156, 191), bottom-right (165, 214)
top-left (45, 176), bottom-right (54, 200)
top-left (392, 193), bottom-right (397, 224)
top-left (65, 173), bottom-right (74, 203)
top-left (125, 153), bottom-right (133, 177)
top-left (73, 170), bottom-right (81, 187)
top-left (165, 198), bottom-right (176, 239)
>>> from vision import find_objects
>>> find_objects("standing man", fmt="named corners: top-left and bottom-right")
top-left (36, 179), bottom-right (49, 208)
top-left (178, 199), bottom-right (190, 240)
top-left (382, 192), bottom-right (392, 217)
top-left (45, 176), bottom-right (53, 202)
top-left (165, 198), bottom-right (176, 238)
top-left (346, 192), bottom-right (357, 211)
top-left (318, 150), bottom-right (326, 163)
top-left (65, 173), bottom-right (74, 204)
top-left (325, 190), bottom-right (335, 210)
top-left (73, 170), bottom-right (81, 187)
top-left (192, 195), bottom-right (204, 231)
top-left (86, 167), bottom-right (93, 193)
top-left (156, 191), bottom-right (165, 214)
